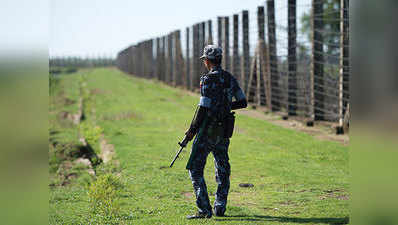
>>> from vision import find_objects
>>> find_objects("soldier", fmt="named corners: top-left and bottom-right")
top-left (185, 45), bottom-right (247, 219)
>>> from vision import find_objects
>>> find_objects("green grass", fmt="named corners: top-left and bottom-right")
top-left (49, 68), bottom-right (349, 224)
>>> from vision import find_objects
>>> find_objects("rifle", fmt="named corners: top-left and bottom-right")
top-left (169, 135), bottom-right (190, 168)
top-left (169, 106), bottom-right (200, 168)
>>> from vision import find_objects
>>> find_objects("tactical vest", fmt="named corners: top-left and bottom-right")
top-left (204, 70), bottom-right (232, 139)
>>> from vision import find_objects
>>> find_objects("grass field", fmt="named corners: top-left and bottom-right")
top-left (49, 67), bottom-right (349, 224)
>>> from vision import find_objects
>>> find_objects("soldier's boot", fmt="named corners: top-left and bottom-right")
top-left (213, 207), bottom-right (226, 217)
top-left (186, 211), bottom-right (212, 219)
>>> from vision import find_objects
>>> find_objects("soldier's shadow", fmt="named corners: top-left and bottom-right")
top-left (214, 215), bottom-right (349, 224)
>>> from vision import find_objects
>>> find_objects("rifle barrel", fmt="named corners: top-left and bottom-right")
top-left (169, 135), bottom-right (190, 168)
top-left (169, 146), bottom-right (183, 168)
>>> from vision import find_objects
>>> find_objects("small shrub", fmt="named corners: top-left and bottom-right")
top-left (88, 174), bottom-right (124, 218)
top-left (95, 161), bottom-right (120, 177)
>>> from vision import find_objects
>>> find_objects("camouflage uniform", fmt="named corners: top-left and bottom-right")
top-left (186, 64), bottom-right (246, 216)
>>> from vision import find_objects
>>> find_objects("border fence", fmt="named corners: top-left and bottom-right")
top-left (116, 0), bottom-right (350, 133)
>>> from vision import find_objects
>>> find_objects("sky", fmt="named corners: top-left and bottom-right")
top-left (49, 0), bottom-right (311, 58)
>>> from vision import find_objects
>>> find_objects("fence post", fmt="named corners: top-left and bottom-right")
top-left (127, 46), bottom-right (132, 74)
top-left (126, 47), bottom-right (130, 74)
top-left (201, 21), bottom-right (206, 50)
top-left (135, 43), bottom-right (139, 75)
top-left (145, 40), bottom-right (149, 77)
top-left (123, 51), bottom-right (126, 72)
top-left (143, 41), bottom-right (147, 77)
top-left (156, 38), bottom-right (161, 80)
top-left (174, 30), bottom-right (185, 87)
top-left (172, 31), bottom-right (178, 86)
top-left (133, 45), bottom-right (137, 75)
top-left (223, 16), bottom-right (230, 71)
top-left (147, 40), bottom-right (151, 77)
top-left (149, 40), bottom-right (153, 77)
top-left (140, 42), bottom-right (144, 76)
top-left (137, 42), bottom-right (143, 76)
top-left (267, 0), bottom-right (279, 111)
top-left (288, 0), bottom-right (297, 116)
top-left (217, 17), bottom-right (222, 47)
top-left (257, 6), bottom-right (266, 106)
top-left (143, 41), bottom-right (147, 76)
top-left (232, 14), bottom-right (240, 82)
top-left (125, 49), bottom-right (129, 73)
top-left (200, 22), bottom-right (206, 75)
top-left (207, 20), bottom-right (213, 44)
top-left (338, 0), bottom-right (349, 133)
top-left (342, 0), bottom-right (349, 125)
top-left (259, 6), bottom-right (271, 108)
top-left (165, 38), bottom-right (170, 82)
top-left (145, 41), bottom-right (149, 77)
top-left (192, 23), bottom-right (200, 91)
top-left (311, 0), bottom-right (324, 121)
top-left (161, 36), bottom-right (166, 82)
top-left (191, 24), bottom-right (196, 91)
top-left (186, 27), bottom-right (191, 89)
top-left (242, 10), bottom-right (250, 94)
top-left (135, 45), bottom-right (139, 75)
top-left (126, 49), bottom-right (130, 73)
top-left (125, 47), bottom-right (129, 73)
top-left (132, 45), bottom-right (136, 75)
top-left (149, 39), bottom-right (154, 78)
top-left (173, 31), bottom-right (178, 86)
top-left (256, 47), bottom-right (261, 106)
top-left (129, 47), bottom-right (132, 74)
top-left (141, 41), bottom-right (147, 77)
top-left (168, 33), bottom-right (174, 84)
top-left (257, 6), bottom-right (265, 41)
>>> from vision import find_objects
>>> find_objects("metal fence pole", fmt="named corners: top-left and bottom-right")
top-left (312, 0), bottom-right (324, 121)
top-left (288, 0), bottom-right (297, 116)
top-left (232, 14), bottom-right (240, 81)
top-left (241, 10), bottom-right (250, 93)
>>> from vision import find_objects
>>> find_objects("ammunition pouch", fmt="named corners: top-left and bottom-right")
top-left (223, 112), bottom-right (235, 138)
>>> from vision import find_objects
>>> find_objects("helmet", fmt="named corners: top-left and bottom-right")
top-left (200, 45), bottom-right (223, 60)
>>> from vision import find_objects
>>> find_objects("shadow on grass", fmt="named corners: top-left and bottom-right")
top-left (215, 215), bottom-right (349, 224)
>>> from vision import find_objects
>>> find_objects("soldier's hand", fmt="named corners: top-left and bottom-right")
top-left (185, 129), bottom-right (195, 141)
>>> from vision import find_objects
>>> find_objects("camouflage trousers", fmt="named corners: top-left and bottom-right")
top-left (186, 134), bottom-right (231, 215)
